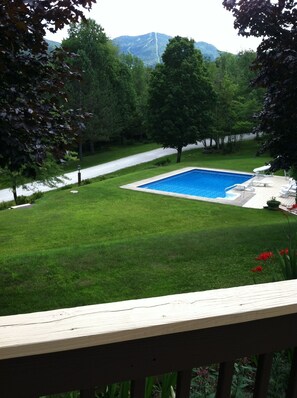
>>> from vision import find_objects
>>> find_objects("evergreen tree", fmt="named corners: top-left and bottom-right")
top-left (64, 20), bottom-right (139, 155)
top-left (120, 54), bottom-right (150, 141)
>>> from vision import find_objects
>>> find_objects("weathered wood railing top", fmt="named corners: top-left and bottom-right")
top-left (1, 280), bottom-right (297, 361)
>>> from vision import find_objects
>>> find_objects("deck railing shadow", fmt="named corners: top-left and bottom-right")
top-left (0, 279), bottom-right (297, 397)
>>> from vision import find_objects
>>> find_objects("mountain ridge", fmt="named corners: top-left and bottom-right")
top-left (112, 32), bottom-right (221, 66)
top-left (46, 32), bottom-right (221, 66)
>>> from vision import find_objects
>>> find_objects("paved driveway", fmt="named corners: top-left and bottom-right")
top-left (0, 144), bottom-right (202, 203)
top-left (0, 134), bottom-right (257, 203)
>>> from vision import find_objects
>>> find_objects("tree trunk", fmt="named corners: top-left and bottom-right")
top-left (176, 146), bottom-right (182, 163)
top-left (12, 184), bottom-right (18, 205)
top-left (216, 136), bottom-right (220, 150)
top-left (89, 141), bottom-right (95, 154)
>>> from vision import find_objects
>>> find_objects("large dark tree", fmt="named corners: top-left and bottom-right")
top-left (223, 0), bottom-right (297, 174)
top-left (0, 0), bottom-right (95, 177)
top-left (147, 36), bottom-right (215, 163)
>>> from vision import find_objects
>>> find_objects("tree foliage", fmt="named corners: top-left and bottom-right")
top-left (223, 0), bottom-right (297, 171)
top-left (119, 53), bottom-right (150, 141)
top-left (63, 20), bottom-right (149, 156)
top-left (147, 36), bottom-right (215, 162)
top-left (207, 54), bottom-right (238, 148)
top-left (207, 51), bottom-right (263, 150)
top-left (0, 0), bottom-right (95, 177)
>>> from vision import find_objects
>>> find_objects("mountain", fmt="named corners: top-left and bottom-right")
top-left (46, 39), bottom-right (61, 52)
top-left (112, 32), bottom-right (220, 67)
top-left (45, 33), bottom-right (221, 66)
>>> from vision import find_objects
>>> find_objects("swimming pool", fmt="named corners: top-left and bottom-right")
top-left (122, 168), bottom-right (254, 203)
top-left (139, 169), bottom-right (252, 199)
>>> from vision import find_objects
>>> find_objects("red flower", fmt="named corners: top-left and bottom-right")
top-left (251, 265), bottom-right (263, 273)
top-left (279, 248), bottom-right (289, 256)
top-left (256, 251), bottom-right (273, 261)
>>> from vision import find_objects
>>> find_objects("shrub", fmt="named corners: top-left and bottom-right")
top-left (0, 201), bottom-right (13, 211)
top-left (154, 158), bottom-right (171, 167)
top-left (81, 179), bottom-right (92, 185)
top-left (29, 191), bottom-right (44, 203)
top-left (16, 195), bottom-right (29, 205)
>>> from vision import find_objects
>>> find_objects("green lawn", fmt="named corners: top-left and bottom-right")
top-left (0, 140), bottom-right (295, 316)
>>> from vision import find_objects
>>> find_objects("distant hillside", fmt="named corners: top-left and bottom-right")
top-left (113, 32), bottom-right (220, 66)
top-left (46, 39), bottom-right (61, 51)
top-left (45, 34), bottom-right (221, 66)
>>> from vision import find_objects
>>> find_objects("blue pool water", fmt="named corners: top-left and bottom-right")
top-left (140, 169), bottom-right (252, 199)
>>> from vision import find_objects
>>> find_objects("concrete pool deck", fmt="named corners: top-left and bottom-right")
top-left (243, 174), bottom-right (296, 210)
top-left (121, 167), bottom-right (296, 211)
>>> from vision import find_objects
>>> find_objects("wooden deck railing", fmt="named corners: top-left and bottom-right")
top-left (1, 280), bottom-right (297, 397)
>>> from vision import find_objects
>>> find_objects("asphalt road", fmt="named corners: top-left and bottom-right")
top-left (0, 143), bottom-right (202, 203)
top-left (0, 134), bottom-right (254, 203)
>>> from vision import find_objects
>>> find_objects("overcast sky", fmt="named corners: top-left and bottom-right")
top-left (46, 0), bottom-right (261, 54)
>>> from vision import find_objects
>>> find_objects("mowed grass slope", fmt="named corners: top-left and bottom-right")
top-left (0, 140), bottom-right (294, 315)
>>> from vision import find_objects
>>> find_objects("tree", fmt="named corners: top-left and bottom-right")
top-left (64, 19), bottom-right (139, 154)
top-left (0, 155), bottom-right (70, 204)
top-left (120, 53), bottom-right (150, 142)
top-left (147, 36), bottom-right (215, 163)
top-left (0, 0), bottom-right (95, 178)
top-left (223, 0), bottom-right (297, 175)
top-left (63, 20), bottom-right (113, 156)
top-left (207, 54), bottom-right (238, 150)
top-left (226, 51), bottom-right (264, 137)
top-left (206, 51), bottom-right (264, 151)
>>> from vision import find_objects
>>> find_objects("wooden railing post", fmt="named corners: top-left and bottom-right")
top-left (131, 379), bottom-right (145, 398)
top-left (253, 353), bottom-right (274, 398)
top-left (287, 347), bottom-right (297, 398)
top-left (176, 369), bottom-right (192, 398)
top-left (216, 361), bottom-right (234, 398)
top-left (80, 388), bottom-right (95, 398)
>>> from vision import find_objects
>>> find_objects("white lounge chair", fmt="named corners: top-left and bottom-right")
top-left (253, 164), bottom-right (271, 175)
top-left (280, 178), bottom-right (295, 188)
top-left (252, 178), bottom-right (273, 187)
top-left (234, 181), bottom-right (255, 192)
top-left (279, 181), bottom-right (296, 197)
